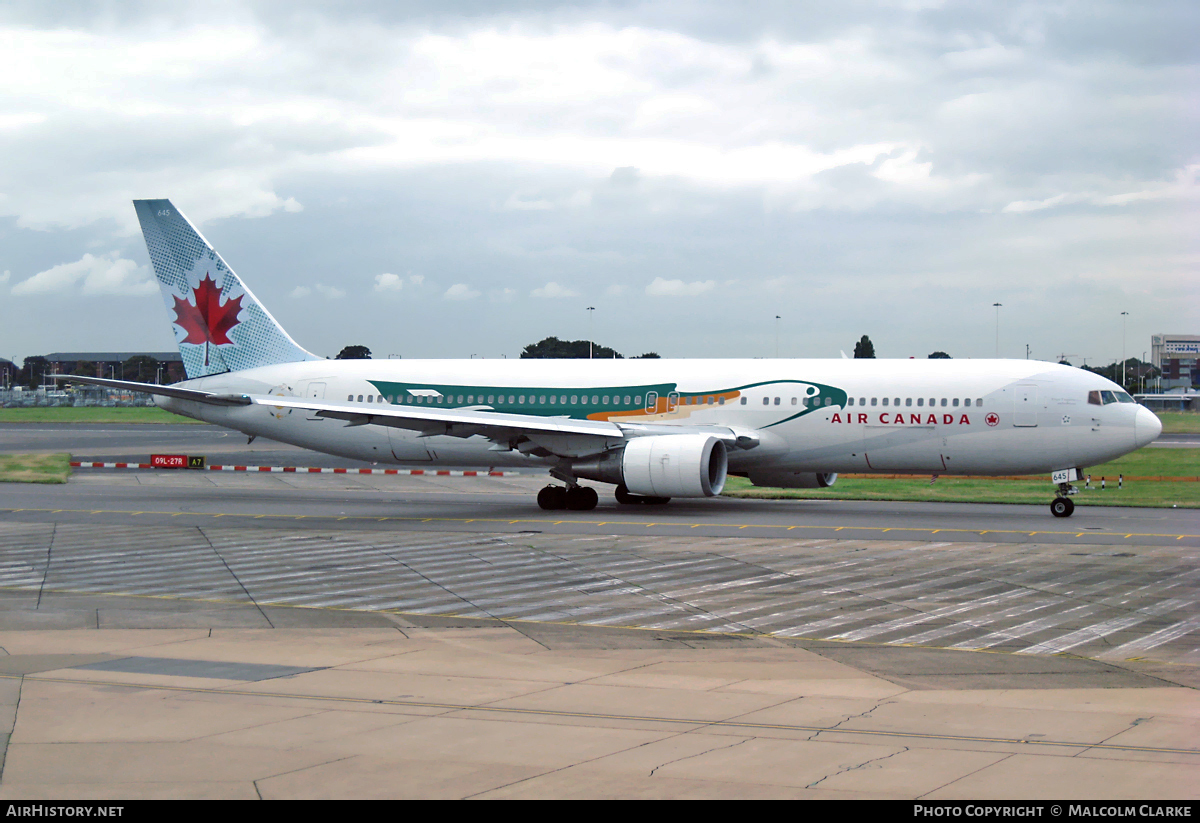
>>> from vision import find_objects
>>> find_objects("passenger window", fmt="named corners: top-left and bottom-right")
top-left (570, 395), bottom-right (577, 404)
top-left (357, 395), bottom-right (364, 402)
top-left (848, 397), bottom-right (855, 406)
top-left (774, 397), bottom-right (780, 405)
top-left (539, 395), bottom-right (546, 404)
top-left (718, 397), bottom-right (724, 405)
top-left (882, 397), bottom-right (889, 406)
top-left (825, 397), bottom-right (831, 406)
top-left (976, 398), bottom-right (982, 406)
top-left (871, 398), bottom-right (877, 406)
top-left (791, 397), bottom-right (797, 405)
top-left (940, 398), bottom-right (947, 407)
top-left (894, 398), bottom-right (900, 406)
top-left (740, 397), bottom-right (746, 405)
top-left (905, 398), bottom-right (912, 407)
top-left (347, 395), bottom-right (353, 401)
top-left (634, 396), bottom-right (641, 405)
top-left (964, 398), bottom-right (971, 407)
top-left (592, 395), bottom-right (598, 404)
top-left (763, 397), bottom-right (769, 405)
top-left (952, 398), bottom-right (959, 407)
top-left (519, 396), bottom-right (525, 404)
top-left (467, 395), bottom-right (474, 404)
top-left (859, 398), bottom-right (866, 406)
top-left (508, 395), bottom-right (515, 404)
top-left (549, 395), bottom-right (556, 404)
top-left (917, 398), bottom-right (924, 407)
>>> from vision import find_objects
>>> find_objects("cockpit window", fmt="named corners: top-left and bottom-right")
top-left (1088, 391), bottom-right (1101, 405)
top-left (1100, 390), bottom-right (1118, 404)
top-left (1116, 392), bottom-right (1135, 403)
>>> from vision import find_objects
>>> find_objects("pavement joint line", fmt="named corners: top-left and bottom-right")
top-left (1, 507), bottom-right (1196, 540)
top-left (5, 671), bottom-right (1196, 756)
top-left (0, 580), bottom-right (1184, 666)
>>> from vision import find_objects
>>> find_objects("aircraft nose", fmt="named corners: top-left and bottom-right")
top-left (1134, 405), bottom-right (1162, 448)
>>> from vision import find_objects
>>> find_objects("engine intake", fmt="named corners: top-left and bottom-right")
top-left (574, 435), bottom-right (728, 498)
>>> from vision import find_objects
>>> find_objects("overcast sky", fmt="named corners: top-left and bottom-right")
top-left (1, 0), bottom-right (1196, 367)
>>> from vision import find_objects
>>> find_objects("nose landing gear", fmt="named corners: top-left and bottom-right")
top-left (537, 484), bottom-right (598, 511)
top-left (1049, 468), bottom-right (1080, 518)
top-left (1050, 495), bottom-right (1075, 518)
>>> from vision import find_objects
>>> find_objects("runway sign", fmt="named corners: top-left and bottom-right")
top-left (150, 454), bottom-right (187, 468)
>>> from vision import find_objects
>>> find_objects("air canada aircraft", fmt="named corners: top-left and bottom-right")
top-left (62, 199), bottom-right (1162, 518)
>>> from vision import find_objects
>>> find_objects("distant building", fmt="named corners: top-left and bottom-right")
top-left (41, 352), bottom-right (184, 384)
top-left (1151, 334), bottom-right (1200, 390)
top-left (0, 358), bottom-right (17, 389)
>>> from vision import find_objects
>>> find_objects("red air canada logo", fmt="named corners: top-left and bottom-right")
top-left (986, 413), bottom-right (1000, 427)
top-left (172, 274), bottom-right (244, 366)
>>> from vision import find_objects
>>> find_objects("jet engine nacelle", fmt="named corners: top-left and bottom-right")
top-left (574, 434), bottom-right (728, 498)
top-left (747, 470), bottom-right (838, 489)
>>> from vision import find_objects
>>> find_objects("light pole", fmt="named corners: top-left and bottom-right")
top-left (1120, 311), bottom-right (1129, 389)
top-left (587, 307), bottom-right (595, 359)
top-left (992, 303), bottom-right (1002, 357)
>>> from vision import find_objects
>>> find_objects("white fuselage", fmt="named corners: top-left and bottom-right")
top-left (156, 358), bottom-right (1160, 476)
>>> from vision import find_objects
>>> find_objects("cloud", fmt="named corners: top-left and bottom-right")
top-left (291, 283), bottom-right (345, 299)
top-left (645, 277), bottom-right (716, 297)
top-left (444, 283), bottom-right (480, 300)
top-left (531, 281), bottom-right (578, 299)
top-left (374, 273), bottom-right (403, 292)
top-left (0, 270), bottom-right (9, 287)
top-left (11, 253), bottom-right (155, 296)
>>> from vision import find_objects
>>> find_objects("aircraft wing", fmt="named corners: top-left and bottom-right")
top-left (54, 375), bottom-right (252, 406)
top-left (253, 396), bottom-right (759, 457)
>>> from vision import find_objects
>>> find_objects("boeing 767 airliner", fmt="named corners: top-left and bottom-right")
top-left (61, 200), bottom-right (1162, 517)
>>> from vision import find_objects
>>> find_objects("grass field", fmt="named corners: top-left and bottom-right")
top-left (724, 447), bottom-right (1200, 508)
top-left (0, 407), bottom-right (201, 424)
top-left (0, 453), bottom-right (71, 484)
top-left (1158, 411), bottom-right (1200, 433)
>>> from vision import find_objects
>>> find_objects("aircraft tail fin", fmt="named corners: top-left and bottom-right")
top-left (134, 199), bottom-right (320, 379)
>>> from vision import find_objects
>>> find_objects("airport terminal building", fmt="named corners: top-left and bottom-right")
top-left (1151, 334), bottom-right (1200, 390)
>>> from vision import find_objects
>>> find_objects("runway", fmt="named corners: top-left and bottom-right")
top-left (2, 469), bottom-right (1198, 668)
top-left (2, 429), bottom-right (1198, 798)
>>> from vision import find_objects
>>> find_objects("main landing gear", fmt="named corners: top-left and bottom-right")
top-left (537, 484), bottom-right (599, 511)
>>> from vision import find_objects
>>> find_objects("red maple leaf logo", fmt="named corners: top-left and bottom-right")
top-left (172, 274), bottom-right (243, 365)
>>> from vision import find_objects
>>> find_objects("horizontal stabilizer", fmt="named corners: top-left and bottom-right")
top-left (55, 375), bottom-right (251, 406)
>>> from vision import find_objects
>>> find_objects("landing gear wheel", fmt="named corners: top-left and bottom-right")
top-left (537, 485), bottom-right (568, 510)
top-left (1050, 497), bottom-right (1074, 518)
top-left (566, 486), bottom-right (599, 511)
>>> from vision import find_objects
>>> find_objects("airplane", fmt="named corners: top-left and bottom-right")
top-left (59, 199), bottom-right (1162, 518)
